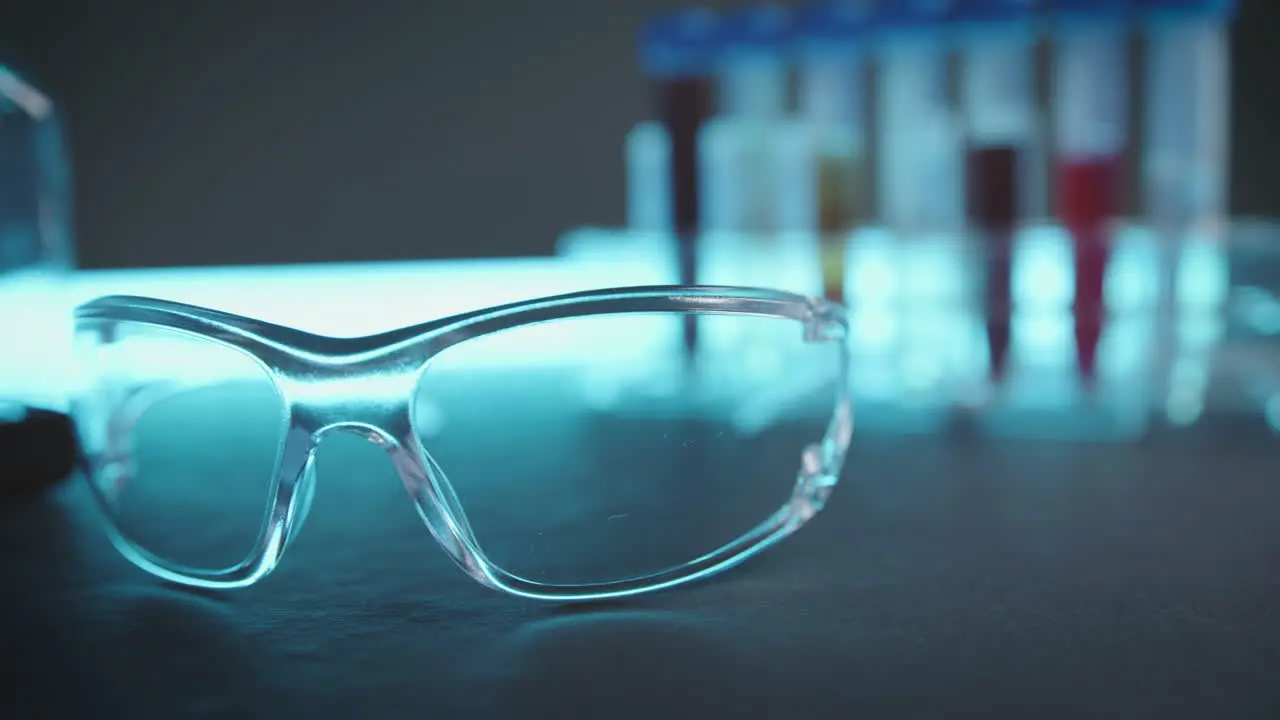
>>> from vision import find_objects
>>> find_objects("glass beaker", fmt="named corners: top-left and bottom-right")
top-left (0, 65), bottom-right (75, 413)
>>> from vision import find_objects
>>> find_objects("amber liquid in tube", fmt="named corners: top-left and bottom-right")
top-left (802, 50), bottom-right (867, 305)
top-left (817, 146), bottom-right (868, 303)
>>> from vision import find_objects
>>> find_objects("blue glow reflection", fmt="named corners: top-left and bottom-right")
top-left (2, 224), bottom-right (1268, 437)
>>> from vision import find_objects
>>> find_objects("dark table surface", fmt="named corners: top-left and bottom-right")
top-left (3, 409), bottom-right (1280, 719)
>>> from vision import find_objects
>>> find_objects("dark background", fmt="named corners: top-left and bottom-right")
top-left (3, 5), bottom-right (1280, 715)
top-left (0, 0), bottom-right (1276, 270)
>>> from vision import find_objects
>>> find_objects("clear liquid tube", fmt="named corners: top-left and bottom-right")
top-left (1143, 1), bottom-right (1231, 233)
top-left (876, 39), bottom-right (960, 236)
top-left (714, 4), bottom-right (792, 237)
top-left (872, 1), bottom-right (964, 409)
top-left (625, 122), bottom-right (672, 233)
top-left (1140, 0), bottom-right (1236, 416)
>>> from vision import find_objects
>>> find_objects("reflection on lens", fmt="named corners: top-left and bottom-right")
top-left (413, 312), bottom-right (842, 587)
top-left (76, 321), bottom-right (286, 573)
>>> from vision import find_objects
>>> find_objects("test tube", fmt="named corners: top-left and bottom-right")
top-left (874, 0), bottom-right (963, 237)
top-left (625, 122), bottom-right (671, 233)
top-left (1049, 0), bottom-right (1132, 384)
top-left (796, 1), bottom-right (876, 305)
top-left (640, 9), bottom-right (721, 356)
top-left (954, 0), bottom-right (1040, 382)
top-left (1140, 0), bottom-right (1234, 231)
top-left (1138, 0), bottom-right (1236, 417)
top-left (715, 4), bottom-right (794, 237)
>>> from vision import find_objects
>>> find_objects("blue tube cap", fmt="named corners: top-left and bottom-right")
top-left (1134, 0), bottom-right (1237, 19)
top-left (877, 0), bottom-right (959, 31)
top-left (951, 0), bottom-right (1040, 23)
top-left (796, 1), bottom-right (878, 50)
top-left (1051, 0), bottom-right (1133, 20)
top-left (721, 4), bottom-right (795, 56)
top-left (640, 8), bottom-right (723, 78)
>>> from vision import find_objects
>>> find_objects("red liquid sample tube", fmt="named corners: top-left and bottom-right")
top-left (966, 145), bottom-right (1020, 381)
top-left (654, 76), bottom-right (714, 354)
top-left (1057, 157), bottom-right (1121, 383)
top-left (1050, 11), bottom-right (1129, 386)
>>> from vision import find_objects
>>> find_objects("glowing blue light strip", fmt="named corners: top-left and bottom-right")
top-left (558, 224), bottom-right (1232, 310)
top-left (64, 255), bottom-right (675, 334)
top-left (1, 254), bottom-right (679, 408)
top-left (0, 225), bottom-right (1240, 416)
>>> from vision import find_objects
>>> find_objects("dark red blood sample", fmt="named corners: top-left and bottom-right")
top-left (966, 146), bottom-right (1020, 381)
top-left (654, 76), bottom-right (714, 251)
top-left (1057, 157), bottom-right (1121, 384)
top-left (654, 77), bottom-right (714, 355)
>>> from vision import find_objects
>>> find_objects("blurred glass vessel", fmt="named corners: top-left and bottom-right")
top-left (796, 0), bottom-right (877, 306)
top-left (0, 65), bottom-right (75, 412)
top-left (874, 0), bottom-right (963, 237)
top-left (704, 3), bottom-right (794, 238)
top-left (1049, 0), bottom-right (1132, 383)
top-left (953, 0), bottom-right (1042, 383)
top-left (557, 220), bottom-right (1280, 442)
top-left (1139, 0), bottom-right (1237, 414)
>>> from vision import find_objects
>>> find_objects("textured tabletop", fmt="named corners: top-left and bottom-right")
top-left (4, 413), bottom-right (1280, 719)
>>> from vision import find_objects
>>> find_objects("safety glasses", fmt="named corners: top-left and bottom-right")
top-left (72, 285), bottom-right (852, 601)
